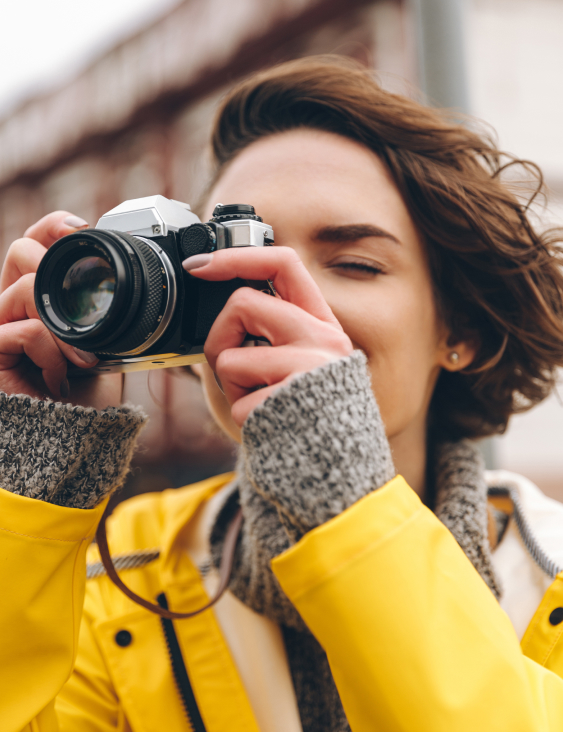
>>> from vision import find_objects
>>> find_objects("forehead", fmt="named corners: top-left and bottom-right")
top-left (204, 129), bottom-right (411, 229)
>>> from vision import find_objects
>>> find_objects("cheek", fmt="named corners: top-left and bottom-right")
top-left (330, 279), bottom-right (442, 438)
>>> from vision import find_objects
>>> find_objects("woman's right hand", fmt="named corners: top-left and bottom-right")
top-left (0, 211), bottom-right (124, 409)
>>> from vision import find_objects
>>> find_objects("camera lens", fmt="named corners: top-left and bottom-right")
top-left (59, 256), bottom-right (116, 326)
top-left (35, 229), bottom-right (177, 356)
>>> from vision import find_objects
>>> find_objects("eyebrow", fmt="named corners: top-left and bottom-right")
top-left (313, 224), bottom-right (400, 245)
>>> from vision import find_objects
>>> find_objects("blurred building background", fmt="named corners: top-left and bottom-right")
top-left (1, 0), bottom-right (562, 499)
top-left (467, 0), bottom-right (563, 499)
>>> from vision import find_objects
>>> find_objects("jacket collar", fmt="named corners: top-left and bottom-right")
top-left (159, 472), bottom-right (235, 588)
top-left (486, 469), bottom-right (563, 571)
top-left (434, 440), bottom-right (502, 598)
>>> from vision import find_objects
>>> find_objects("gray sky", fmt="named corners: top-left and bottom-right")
top-left (0, 0), bottom-right (179, 115)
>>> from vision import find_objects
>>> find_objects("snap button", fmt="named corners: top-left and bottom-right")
top-left (115, 629), bottom-right (133, 647)
top-left (549, 608), bottom-right (563, 626)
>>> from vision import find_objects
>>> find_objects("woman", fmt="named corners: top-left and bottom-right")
top-left (2, 56), bottom-right (563, 731)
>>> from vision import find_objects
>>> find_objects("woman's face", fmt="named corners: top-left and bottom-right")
top-left (197, 129), bottom-right (473, 451)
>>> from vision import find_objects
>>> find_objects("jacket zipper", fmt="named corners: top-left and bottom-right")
top-left (157, 593), bottom-right (207, 732)
top-left (489, 486), bottom-right (563, 578)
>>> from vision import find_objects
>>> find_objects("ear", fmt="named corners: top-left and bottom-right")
top-left (437, 332), bottom-right (479, 372)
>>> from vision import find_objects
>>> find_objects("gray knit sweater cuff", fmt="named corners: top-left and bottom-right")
top-left (0, 392), bottom-right (147, 509)
top-left (241, 350), bottom-right (395, 540)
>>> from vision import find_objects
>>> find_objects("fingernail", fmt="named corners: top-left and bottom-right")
top-left (182, 253), bottom-right (213, 271)
top-left (213, 372), bottom-right (225, 394)
top-left (60, 378), bottom-right (70, 399)
top-left (72, 347), bottom-right (98, 364)
top-left (63, 215), bottom-right (89, 229)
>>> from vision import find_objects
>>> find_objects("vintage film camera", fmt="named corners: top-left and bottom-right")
top-left (34, 195), bottom-right (274, 373)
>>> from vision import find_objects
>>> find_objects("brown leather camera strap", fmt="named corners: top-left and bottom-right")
top-left (95, 504), bottom-right (243, 620)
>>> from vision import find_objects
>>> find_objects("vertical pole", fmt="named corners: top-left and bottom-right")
top-left (410, 0), bottom-right (470, 113)
top-left (410, 0), bottom-right (496, 467)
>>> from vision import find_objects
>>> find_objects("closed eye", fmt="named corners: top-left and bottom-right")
top-left (330, 261), bottom-right (383, 278)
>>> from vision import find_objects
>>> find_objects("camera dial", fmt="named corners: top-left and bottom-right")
top-left (180, 224), bottom-right (217, 259)
top-left (211, 203), bottom-right (262, 222)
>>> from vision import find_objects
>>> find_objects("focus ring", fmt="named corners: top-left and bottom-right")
top-left (97, 239), bottom-right (164, 355)
top-left (47, 230), bottom-right (144, 352)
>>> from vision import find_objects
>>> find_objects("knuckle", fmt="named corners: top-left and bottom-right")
top-left (2, 317), bottom-right (42, 342)
top-left (25, 319), bottom-right (46, 338)
top-left (323, 328), bottom-right (352, 353)
top-left (215, 349), bottom-right (235, 374)
top-left (1, 272), bottom-right (36, 304)
top-left (229, 287), bottom-right (255, 309)
top-left (3, 238), bottom-right (43, 273)
top-left (23, 210), bottom-right (70, 240)
top-left (5, 237), bottom-right (27, 261)
top-left (42, 217), bottom-right (62, 240)
top-left (20, 272), bottom-right (36, 290)
top-left (276, 245), bottom-right (296, 257)
top-left (277, 246), bottom-right (301, 265)
top-left (30, 321), bottom-right (63, 357)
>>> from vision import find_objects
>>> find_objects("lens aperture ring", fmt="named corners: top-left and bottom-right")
top-left (35, 229), bottom-right (145, 351)
top-left (96, 238), bottom-right (165, 355)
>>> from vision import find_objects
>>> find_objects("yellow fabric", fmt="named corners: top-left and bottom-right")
top-left (3, 473), bottom-right (563, 731)
top-left (273, 475), bottom-right (563, 731)
top-left (522, 573), bottom-right (563, 675)
top-left (64, 472), bottom-right (260, 732)
top-left (0, 487), bottom-right (107, 731)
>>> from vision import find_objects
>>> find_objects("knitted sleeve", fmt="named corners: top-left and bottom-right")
top-left (241, 350), bottom-right (395, 540)
top-left (0, 392), bottom-right (146, 509)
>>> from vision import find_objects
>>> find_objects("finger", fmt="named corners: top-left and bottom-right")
top-left (204, 287), bottom-right (350, 372)
top-left (0, 319), bottom-right (67, 396)
top-left (231, 380), bottom-right (295, 427)
top-left (0, 273), bottom-right (39, 325)
top-left (1, 212), bottom-right (89, 294)
top-left (216, 344), bottom-right (335, 405)
top-left (184, 246), bottom-right (340, 325)
top-left (0, 275), bottom-right (99, 369)
top-left (23, 211), bottom-right (89, 248)
top-left (0, 238), bottom-right (49, 294)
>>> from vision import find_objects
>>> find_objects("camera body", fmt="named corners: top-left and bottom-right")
top-left (34, 196), bottom-right (274, 374)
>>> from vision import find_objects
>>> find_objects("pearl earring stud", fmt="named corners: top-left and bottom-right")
top-left (448, 351), bottom-right (460, 365)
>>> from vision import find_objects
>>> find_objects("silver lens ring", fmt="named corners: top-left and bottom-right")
top-left (118, 236), bottom-right (177, 356)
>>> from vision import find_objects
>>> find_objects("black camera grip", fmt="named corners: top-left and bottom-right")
top-left (193, 278), bottom-right (275, 344)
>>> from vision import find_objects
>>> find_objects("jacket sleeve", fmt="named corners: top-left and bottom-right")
top-left (240, 353), bottom-right (563, 731)
top-left (0, 487), bottom-right (107, 731)
top-left (0, 393), bottom-right (146, 732)
top-left (271, 476), bottom-right (563, 731)
top-left (54, 604), bottom-right (122, 732)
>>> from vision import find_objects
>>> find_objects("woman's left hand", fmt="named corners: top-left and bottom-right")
top-left (183, 246), bottom-right (353, 426)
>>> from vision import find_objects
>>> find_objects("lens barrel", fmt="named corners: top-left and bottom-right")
top-left (35, 229), bottom-right (174, 356)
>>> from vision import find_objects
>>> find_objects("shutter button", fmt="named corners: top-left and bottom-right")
top-left (115, 629), bottom-right (133, 647)
top-left (549, 608), bottom-right (563, 626)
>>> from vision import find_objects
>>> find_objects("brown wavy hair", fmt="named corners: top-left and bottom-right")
top-left (206, 55), bottom-right (563, 440)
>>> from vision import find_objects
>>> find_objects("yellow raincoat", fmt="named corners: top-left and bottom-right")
top-left (2, 472), bottom-right (563, 731)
